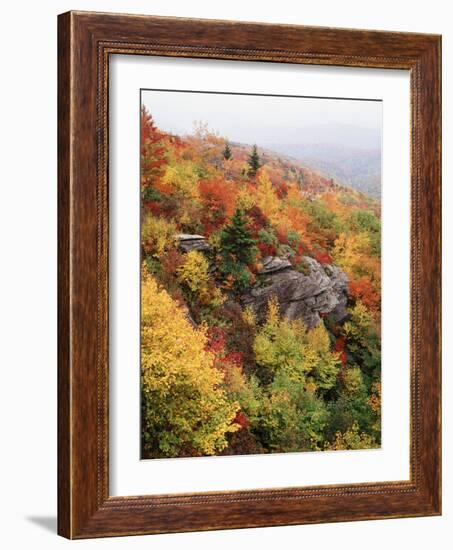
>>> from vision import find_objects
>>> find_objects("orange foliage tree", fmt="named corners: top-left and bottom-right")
top-left (140, 106), bottom-right (168, 193)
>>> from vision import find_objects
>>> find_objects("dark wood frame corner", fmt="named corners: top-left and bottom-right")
top-left (58, 10), bottom-right (441, 539)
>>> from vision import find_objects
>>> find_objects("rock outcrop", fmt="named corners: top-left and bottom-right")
top-left (176, 234), bottom-right (211, 253)
top-left (174, 234), bottom-right (349, 329)
top-left (258, 256), bottom-right (292, 274)
top-left (242, 256), bottom-right (348, 328)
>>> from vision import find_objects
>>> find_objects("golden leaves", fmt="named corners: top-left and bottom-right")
top-left (141, 275), bottom-right (239, 457)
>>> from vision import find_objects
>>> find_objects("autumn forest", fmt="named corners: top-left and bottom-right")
top-left (140, 95), bottom-right (382, 459)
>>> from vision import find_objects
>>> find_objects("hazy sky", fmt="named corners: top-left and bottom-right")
top-left (141, 89), bottom-right (382, 151)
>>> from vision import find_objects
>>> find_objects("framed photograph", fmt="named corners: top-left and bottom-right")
top-left (58, 11), bottom-right (441, 539)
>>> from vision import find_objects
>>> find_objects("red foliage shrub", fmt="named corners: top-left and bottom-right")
top-left (161, 248), bottom-right (184, 276)
top-left (334, 336), bottom-right (347, 367)
top-left (198, 178), bottom-right (238, 233)
top-left (276, 227), bottom-right (288, 245)
top-left (257, 242), bottom-right (278, 257)
top-left (274, 179), bottom-right (289, 199)
top-left (206, 326), bottom-right (226, 355)
top-left (349, 276), bottom-right (381, 313)
top-left (143, 200), bottom-right (163, 216)
top-left (206, 327), bottom-right (244, 371)
top-left (226, 351), bottom-right (244, 368)
top-left (246, 205), bottom-right (269, 234)
top-left (234, 411), bottom-right (249, 429)
top-left (143, 194), bottom-right (179, 219)
top-left (313, 250), bottom-right (332, 265)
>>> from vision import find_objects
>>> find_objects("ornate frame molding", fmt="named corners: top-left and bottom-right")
top-left (58, 11), bottom-right (441, 538)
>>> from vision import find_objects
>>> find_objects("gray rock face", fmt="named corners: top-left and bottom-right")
top-left (176, 234), bottom-right (211, 254)
top-left (258, 256), bottom-right (292, 274)
top-left (242, 256), bottom-right (349, 328)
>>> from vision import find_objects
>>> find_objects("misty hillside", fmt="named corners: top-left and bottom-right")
top-left (263, 143), bottom-right (381, 199)
top-left (228, 141), bottom-right (380, 208)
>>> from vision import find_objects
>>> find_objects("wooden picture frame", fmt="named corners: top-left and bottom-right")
top-left (58, 10), bottom-right (441, 539)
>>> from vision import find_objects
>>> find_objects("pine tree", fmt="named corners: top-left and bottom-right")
top-left (247, 144), bottom-right (261, 177)
top-left (219, 209), bottom-right (257, 291)
top-left (220, 209), bottom-right (256, 265)
top-left (222, 142), bottom-right (232, 160)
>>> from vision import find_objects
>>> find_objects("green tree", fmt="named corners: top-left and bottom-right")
top-left (348, 209), bottom-right (381, 257)
top-left (247, 144), bottom-right (261, 177)
top-left (254, 371), bottom-right (330, 452)
top-left (253, 297), bottom-right (341, 389)
top-left (222, 142), bottom-right (232, 160)
top-left (220, 209), bottom-right (256, 264)
top-left (219, 208), bottom-right (257, 291)
top-left (342, 302), bottom-right (381, 384)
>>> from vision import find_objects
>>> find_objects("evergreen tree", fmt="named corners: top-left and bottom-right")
top-left (222, 142), bottom-right (232, 160)
top-left (247, 144), bottom-right (261, 177)
top-left (220, 209), bottom-right (256, 265)
top-left (219, 209), bottom-right (257, 291)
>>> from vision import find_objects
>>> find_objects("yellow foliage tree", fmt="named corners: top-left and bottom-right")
top-left (176, 250), bottom-right (225, 307)
top-left (332, 231), bottom-right (374, 280)
top-left (141, 275), bottom-right (239, 458)
top-left (236, 185), bottom-right (257, 211)
top-left (342, 301), bottom-right (375, 341)
top-left (325, 422), bottom-right (378, 451)
top-left (160, 161), bottom-right (200, 199)
top-left (142, 214), bottom-right (177, 258)
top-left (256, 169), bottom-right (280, 222)
top-left (342, 367), bottom-right (365, 396)
top-left (176, 250), bottom-right (210, 294)
top-left (253, 297), bottom-right (340, 389)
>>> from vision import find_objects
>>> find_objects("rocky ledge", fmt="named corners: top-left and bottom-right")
top-left (176, 234), bottom-right (211, 253)
top-left (243, 255), bottom-right (349, 328)
top-left (174, 234), bottom-right (349, 329)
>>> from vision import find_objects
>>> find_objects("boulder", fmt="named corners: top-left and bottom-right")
top-left (176, 234), bottom-right (211, 254)
top-left (242, 256), bottom-right (349, 328)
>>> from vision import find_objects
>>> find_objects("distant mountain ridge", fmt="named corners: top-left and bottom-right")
top-left (262, 142), bottom-right (381, 199)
